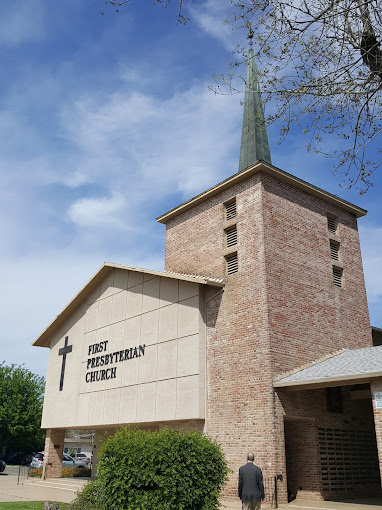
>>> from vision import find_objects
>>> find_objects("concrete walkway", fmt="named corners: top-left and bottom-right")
top-left (1, 466), bottom-right (381, 509)
top-left (0, 466), bottom-right (88, 504)
top-left (221, 497), bottom-right (382, 510)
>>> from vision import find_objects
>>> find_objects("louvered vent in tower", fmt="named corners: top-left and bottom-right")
top-left (327, 216), bottom-right (337, 234)
top-left (225, 200), bottom-right (236, 221)
top-left (333, 267), bottom-right (343, 287)
top-left (226, 253), bottom-right (238, 275)
top-left (225, 226), bottom-right (237, 248)
top-left (330, 240), bottom-right (340, 261)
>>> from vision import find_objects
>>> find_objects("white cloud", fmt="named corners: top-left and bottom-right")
top-left (189, 0), bottom-right (241, 50)
top-left (0, 0), bottom-right (44, 46)
top-left (68, 193), bottom-right (127, 229)
top-left (58, 80), bottom-right (241, 200)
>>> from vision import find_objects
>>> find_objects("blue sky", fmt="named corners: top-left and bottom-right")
top-left (0, 0), bottom-right (381, 377)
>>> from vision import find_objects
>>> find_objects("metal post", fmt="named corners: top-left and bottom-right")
top-left (274, 475), bottom-right (278, 508)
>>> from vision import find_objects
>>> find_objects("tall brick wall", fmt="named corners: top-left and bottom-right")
top-left (261, 174), bottom-right (372, 377)
top-left (163, 170), bottom-right (374, 501)
top-left (165, 174), bottom-right (283, 497)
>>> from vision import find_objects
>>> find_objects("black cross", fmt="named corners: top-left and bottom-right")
top-left (58, 336), bottom-right (72, 391)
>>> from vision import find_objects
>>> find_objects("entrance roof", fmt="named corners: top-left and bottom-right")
top-left (274, 346), bottom-right (382, 390)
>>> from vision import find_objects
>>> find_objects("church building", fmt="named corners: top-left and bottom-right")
top-left (34, 48), bottom-right (382, 503)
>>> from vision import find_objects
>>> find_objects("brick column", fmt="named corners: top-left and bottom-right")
top-left (370, 378), bottom-right (382, 486)
top-left (42, 428), bottom-right (65, 479)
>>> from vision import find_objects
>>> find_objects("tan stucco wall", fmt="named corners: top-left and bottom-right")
top-left (41, 269), bottom-right (206, 429)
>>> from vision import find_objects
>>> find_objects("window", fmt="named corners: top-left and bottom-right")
top-left (225, 225), bottom-right (237, 248)
top-left (330, 240), bottom-right (340, 261)
top-left (225, 200), bottom-right (236, 221)
top-left (333, 266), bottom-right (343, 287)
top-left (327, 216), bottom-right (337, 234)
top-left (226, 253), bottom-right (238, 275)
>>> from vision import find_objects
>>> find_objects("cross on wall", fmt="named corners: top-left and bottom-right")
top-left (58, 336), bottom-right (72, 391)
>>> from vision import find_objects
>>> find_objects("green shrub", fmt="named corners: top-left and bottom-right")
top-left (68, 479), bottom-right (106, 510)
top-left (70, 427), bottom-right (229, 510)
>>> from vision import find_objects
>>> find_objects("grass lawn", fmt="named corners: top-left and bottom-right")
top-left (0, 503), bottom-right (69, 510)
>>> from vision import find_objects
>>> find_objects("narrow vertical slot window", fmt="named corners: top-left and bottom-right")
top-left (225, 200), bottom-right (236, 221)
top-left (226, 253), bottom-right (238, 275)
top-left (333, 267), bottom-right (343, 287)
top-left (330, 240), bottom-right (340, 261)
top-left (327, 216), bottom-right (337, 234)
top-left (225, 225), bottom-right (237, 248)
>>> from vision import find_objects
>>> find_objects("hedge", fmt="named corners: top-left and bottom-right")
top-left (70, 427), bottom-right (229, 510)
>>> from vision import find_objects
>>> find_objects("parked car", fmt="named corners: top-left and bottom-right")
top-left (10, 452), bottom-right (36, 465)
top-left (0, 460), bottom-right (5, 473)
top-left (70, 452), bottom-right (91, 465)
top-left (4, 451), bottom-right (20, 464)
top-left (30, 452), bottom-right (87, 470)
top-left (24, 452), bottom-right (36, 465)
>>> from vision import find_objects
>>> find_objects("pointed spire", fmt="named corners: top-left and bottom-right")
top-left (238, 48), bottom-right (272, 173)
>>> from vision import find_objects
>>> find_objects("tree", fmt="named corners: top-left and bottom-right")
top-left (0, 363), bottom-right (45, 453)
top-left (104, 0), bottom-right (381, 193)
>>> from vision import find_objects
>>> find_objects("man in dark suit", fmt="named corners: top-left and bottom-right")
top-left (238, 452), bottom-right (265, 510)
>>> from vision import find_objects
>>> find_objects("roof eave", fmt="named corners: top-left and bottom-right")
top-left (274, 371), bottom-right (382, 391)
top-left (156, 161), bottom-right (367, 224)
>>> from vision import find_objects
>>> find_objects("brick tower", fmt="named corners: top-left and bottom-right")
top-left (157, 50), bottom-right (375, 502)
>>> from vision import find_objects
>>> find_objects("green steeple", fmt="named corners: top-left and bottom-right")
top-left (238, 48), bottom-right (272, 173)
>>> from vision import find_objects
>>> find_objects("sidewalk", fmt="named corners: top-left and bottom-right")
top-left (0, 468), bottom-right (88, 504)
top-left (1, 468), bottom-right (381, 509)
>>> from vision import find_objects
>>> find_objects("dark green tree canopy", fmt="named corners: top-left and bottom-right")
top-left (104, 0), bottom-right (381, 193)
top-left (0, 363), bottom-right (45, 452)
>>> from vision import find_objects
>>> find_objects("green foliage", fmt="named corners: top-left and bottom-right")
top-left (69, 479), bottom-right (106, 510)
top-left (0, 363), bottom-right (45, 451)
top-left (70, 427), bottom-right (229, 510)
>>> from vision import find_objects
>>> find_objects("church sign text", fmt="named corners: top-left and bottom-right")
top-left (85, 341), bottom-right (145, 383)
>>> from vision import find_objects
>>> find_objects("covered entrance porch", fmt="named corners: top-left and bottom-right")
top-left (274, 346), bottom-right (382, 503)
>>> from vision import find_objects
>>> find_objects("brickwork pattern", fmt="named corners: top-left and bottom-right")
top-left (261, 174), bottom-right (372, 378)
top-left (164, 171), bottom-right (375, 502)
top-left (284, 419), bottom-right (322, 500)
top-left (42, 428), bottom-right (65, 479)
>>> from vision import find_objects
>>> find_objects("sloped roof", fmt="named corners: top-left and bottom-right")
top-left (33, 263), bottom-right (224, 348)
top-left (274, 345), bottom-right (382, 390)
top-left (156, 161), bottom-right (367, 224)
